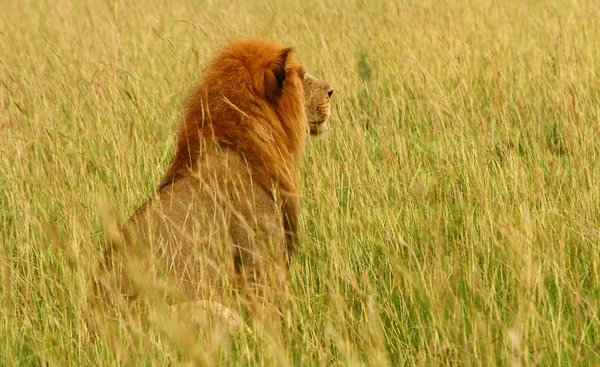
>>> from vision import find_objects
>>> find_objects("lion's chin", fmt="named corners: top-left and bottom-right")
top-left (309, 120), bottom-right (330, 135)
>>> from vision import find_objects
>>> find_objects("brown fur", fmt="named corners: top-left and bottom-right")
top-left (99, 39), bottom-right (333, 313)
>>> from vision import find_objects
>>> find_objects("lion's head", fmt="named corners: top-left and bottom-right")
top-left (304, 73), bottom-right (333, 135)
top-left (160, 39), bottom-right (333, 193)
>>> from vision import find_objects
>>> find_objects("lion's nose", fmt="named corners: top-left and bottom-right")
top-left (328, 89), bottom-right (334, 98)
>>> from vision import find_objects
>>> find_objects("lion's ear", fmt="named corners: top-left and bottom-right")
top-left (265, 47), bottom-right (292, 101)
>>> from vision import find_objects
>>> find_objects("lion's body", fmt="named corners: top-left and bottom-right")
top-left (99, 39), bottom-right (332, 313)
top-left (111, 144), bottom-right (285, 304)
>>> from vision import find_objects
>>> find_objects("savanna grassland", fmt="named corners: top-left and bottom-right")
top-left (2, 0), bottom-right (600, 365)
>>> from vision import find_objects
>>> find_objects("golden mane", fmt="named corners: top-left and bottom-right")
top-left (159, 38), bottom-right (307, 249)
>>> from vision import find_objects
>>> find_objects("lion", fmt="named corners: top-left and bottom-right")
top-left (98, 39), bottom-right (333, 320)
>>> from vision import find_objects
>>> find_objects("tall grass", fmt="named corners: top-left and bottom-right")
top-left (2, 0), bottom-right (600, 365)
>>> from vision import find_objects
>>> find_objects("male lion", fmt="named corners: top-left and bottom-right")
top-left (100, 39), bottom-right (333, 318)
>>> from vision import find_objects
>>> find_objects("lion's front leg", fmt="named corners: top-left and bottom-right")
top-left (229, 213), bottom-right (289, 324)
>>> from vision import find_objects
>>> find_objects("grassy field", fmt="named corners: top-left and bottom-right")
top-left (2, 0), bottom-right (600, 365)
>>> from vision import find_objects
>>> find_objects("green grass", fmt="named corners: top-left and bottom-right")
top-left (2, 0), bottom-right (600, 365)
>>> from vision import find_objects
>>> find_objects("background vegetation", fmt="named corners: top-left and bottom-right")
top-left (2, 0), bottom-right (600, 365)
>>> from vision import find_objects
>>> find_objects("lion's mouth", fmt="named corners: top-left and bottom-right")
top-left (309, 119), bottom-right (329, 135)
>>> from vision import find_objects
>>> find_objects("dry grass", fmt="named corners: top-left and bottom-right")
top-left (2, 0), bottom-right (600, 365)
